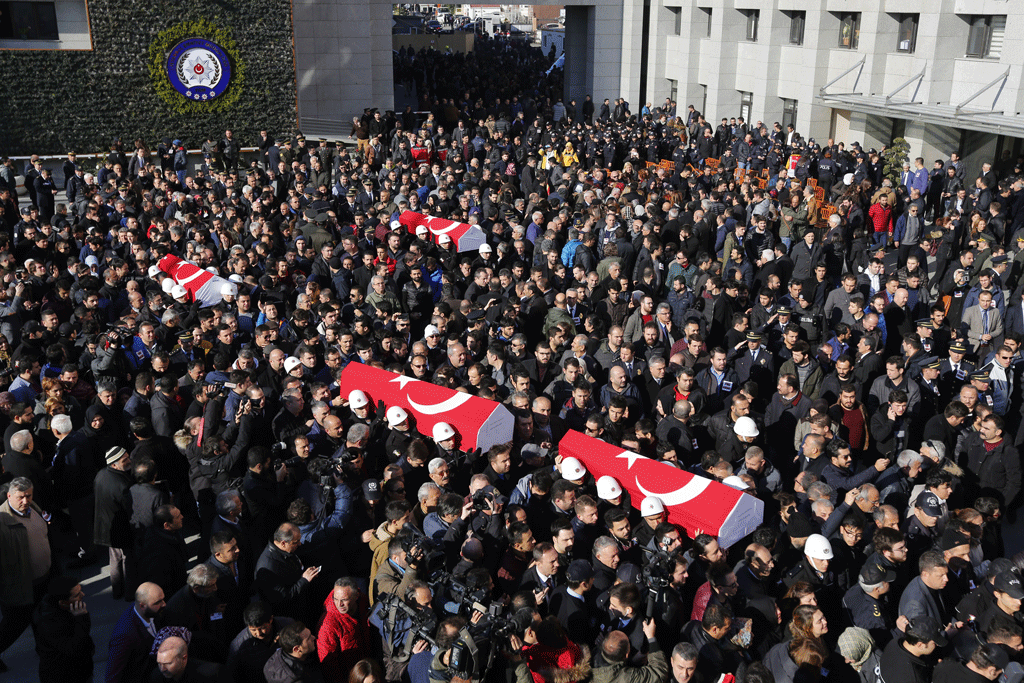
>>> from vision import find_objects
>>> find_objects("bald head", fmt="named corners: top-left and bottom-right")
top-left (602, 630), bottom-right (630, 662)
top-left (156, 636), bottom-right (188, 678)
top-left (554, 293), bottom-right (567, 308)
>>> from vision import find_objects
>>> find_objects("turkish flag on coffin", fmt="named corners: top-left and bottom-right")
top-left (158, 254), bottom-right (234, 308)
top-left (398, 211), bottom-right (487, 253)
top-left (558, 430), bottom-right (763, 548)
top-left (339, 362), bottom-right (514, 452)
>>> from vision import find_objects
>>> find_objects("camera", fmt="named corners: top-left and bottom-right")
top-left (639, 545), bottom-right (678, 618)
top-left (471, 489), bottom-right (494, 512)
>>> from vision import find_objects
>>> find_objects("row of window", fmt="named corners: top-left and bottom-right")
top-left (0, 1), bottom-right (59, 40)
top-left (683, 8), bottom-right (1005, 59)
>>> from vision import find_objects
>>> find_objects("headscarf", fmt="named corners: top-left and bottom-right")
top-left (837, 627), bottom-right (874, 671)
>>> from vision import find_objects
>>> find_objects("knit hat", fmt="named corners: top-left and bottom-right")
top-left (837, 627), bottom-right (874, 671)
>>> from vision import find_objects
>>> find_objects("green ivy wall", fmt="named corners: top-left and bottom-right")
top-left (0, 0), bottom-right (297, 156)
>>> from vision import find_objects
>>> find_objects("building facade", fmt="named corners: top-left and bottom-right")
top-left (644, 0), bottom-right (1024, 176)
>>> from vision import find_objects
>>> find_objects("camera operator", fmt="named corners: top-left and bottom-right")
top-left (374, 533), bottom-right (423, 603)
top-left (184, 395), bottom-right (253, 544)
top-left (369, 580), bottom-right (434, 683)
top-left (407, 616), bottom-right (466, 683)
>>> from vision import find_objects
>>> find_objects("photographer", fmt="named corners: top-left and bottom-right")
top-left (369, 580), bottom-right (434, 683)
top-left (374, 534), bottom-right (422, 603)
top-left (509, 615), bottom-right (591, 683)
top-left (242, 446), bottom-right (294, 543)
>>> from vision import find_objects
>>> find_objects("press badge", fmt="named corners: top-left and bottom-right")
top-left (957, 369), bottom-right (966, 380)
top-left (722, 381), bottom-right (733, 392)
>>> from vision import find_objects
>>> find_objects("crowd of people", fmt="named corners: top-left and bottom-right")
top-left (2, 36), bottom-right (1024, 683)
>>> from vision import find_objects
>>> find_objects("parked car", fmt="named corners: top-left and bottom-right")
top-left (425, 20), bottom-right (442, 33)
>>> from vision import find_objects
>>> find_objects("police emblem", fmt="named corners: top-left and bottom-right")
top-left (166, 38), bottom-right (232, 101)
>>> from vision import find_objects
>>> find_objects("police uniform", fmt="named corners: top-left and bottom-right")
top-left (968, 369), bottom-right (996, 409)
top-left (842, 562), bottom-right (898, 647)
top-left (939, 342), bottom-right (974, 399)
top-left (916, 358), bottom-right (944, 415)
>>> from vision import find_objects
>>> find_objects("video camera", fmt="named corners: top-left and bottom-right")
top-left (378, 589), bottom-right (437, 649)
top-left (398, 524), bottom-right (445, 577)
top-left (639, 545), bottom-right (678, 618)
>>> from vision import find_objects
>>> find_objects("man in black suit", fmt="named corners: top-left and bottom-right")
top-left (549, 559), bottom-right (598, 645)
top-left (106, 582), bottom-right (166, 683)
top-left (519, 542), bottom-right (561, 600)
top-left (205, 531), bottom-right (248, 638)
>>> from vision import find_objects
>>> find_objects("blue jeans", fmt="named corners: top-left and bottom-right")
top-left (871, 231), bottom-right (888, 251)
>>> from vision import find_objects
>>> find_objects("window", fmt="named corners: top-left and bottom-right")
top-left (896, 14), bottom-right (918, 53)
top-left (787, 11), bottom-right (805, 45)
top-left (782, 98), bottom-right (798, 131)
top-left (739, 91), bottom-right (753, 122)
top-left (668, 7), bottom-right (682, 36)
top-left (741, 9), bottom-right (759, 42)
top-left (837, 12), bottom-right (860, 49)
top-left (966, 15), bottom-right (1006, 58)
top-left (0, 1), bottom-right (59, 40)
top-left (667, 79), bottom-right (678, 104)
top-left (699, 7), bottom-right (712, 37)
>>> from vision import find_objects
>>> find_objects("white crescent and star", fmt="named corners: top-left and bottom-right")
top-left (614, 448), bottom-right (712, 506)
top-left (389, 375), bottom-right (473, 414)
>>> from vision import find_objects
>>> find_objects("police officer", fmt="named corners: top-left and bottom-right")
top-left (968, 370), bottom-right (995, 410)
top-left (902, 492), bottom-right (943, 567)
top-left (939, 340), bottom-right (974, 400)
top-left (842, 561), bottom-right (899, 648)
top-left (917, 358), bottom-right (944, 416)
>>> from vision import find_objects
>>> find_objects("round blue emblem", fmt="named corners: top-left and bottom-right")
top-left (166, 37), bottom-right (232, 101)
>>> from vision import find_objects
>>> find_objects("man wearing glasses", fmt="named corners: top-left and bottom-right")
top-left (981, 345), bottom-right (1016, 415)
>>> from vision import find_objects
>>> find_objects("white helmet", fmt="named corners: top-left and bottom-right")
top-left (386, 405), bottom-right (409, 428)
top-left (220, 283), bottom-right (238, 297)
top-left (283, 357), bottom-right (302, 373)
top-left (348, 390), bottom-right (369, 409)
top-left (162, 278), bottom-right (176, 293)
top-left (170, 284), bottom-right (187, 299)
top-left (722, 475), bottom-right (750, 491)
top-left (596, 475), bottom-right (622, 501)
top-left (804, 534), bottom-right (834, 561)
top-left (641, 496), bottom-right (665, 516)
top-left (560, 457), bottom-right (587, 481)
top-left (733, 416), bottom-right (759, 438)
top-left (148, 265), bottom-right (162, 278)
top-left (206, 266), bottom-right (218, 274)
top-left (228, 274), bottom-right (244, 283)
top-left (432, 422), bottom-right (456, 442)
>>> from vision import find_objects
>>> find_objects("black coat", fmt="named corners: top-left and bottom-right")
top-left (137, 527), bottom-right (189, 597)
top-left (93, 466), bottom-right (133, 548)
top-left (254, 542), bottom-right (310, 620)
top-left (31, 598), bottom-right (94, 683)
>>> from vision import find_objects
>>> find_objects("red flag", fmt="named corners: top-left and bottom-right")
top-left (398, 211), bottom-right (487, 253)
top-left (158, 254), bottom-right (234, 308)
top-left (558, 430), bottom-right (763, 548)
top-left (339, 362), bottom-right (513, 452)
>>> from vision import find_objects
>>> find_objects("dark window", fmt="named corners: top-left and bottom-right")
top-left (965, 15), bottom-right (1006, 58)
top-left (667, 7), bottom-right (681, 36)
top-left (0, 1), bottom-right (59, 40)
top-left (782, 99), bottom-right (798, 131)
top-left (699, 7), bottom-right (712, 37)
top-left (742, 9), bottom-right (759, 42)
top-left (838, 12), bottom-right (860, 49)
top-left (739, 91), bottom-right (753, 122)
top-left (788, 11), bottom-right (805, 45)
top-left (896, 14), bottom-right (918, 52)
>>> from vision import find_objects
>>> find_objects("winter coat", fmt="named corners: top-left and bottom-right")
top-left (93, 465), bottom-right (133, 548)
top-left (514, 642), bottom-right (593, 683)
top-left (0, 499), bottom-right (48, 605)
top-left (317, 592), bottom-right (371, 682)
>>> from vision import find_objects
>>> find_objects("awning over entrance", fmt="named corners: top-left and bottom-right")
top-left (819, 60), bottom-right (1023, 137)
